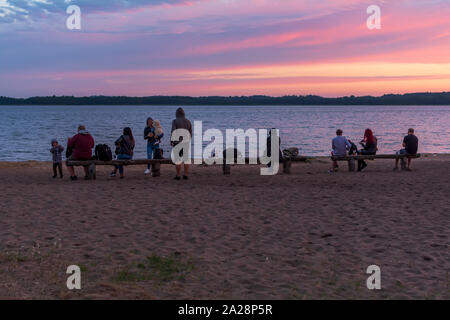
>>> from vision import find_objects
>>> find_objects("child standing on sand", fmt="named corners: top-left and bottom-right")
top-left (50, 139), bottom-right (64, 178)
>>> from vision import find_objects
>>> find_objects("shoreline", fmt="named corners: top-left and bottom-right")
top-left (2, 92), bottom-right (450, 106)
top-left (0, 152), bottom-right (448, 165)
top-left (2, 104), bottom-right (450, 107)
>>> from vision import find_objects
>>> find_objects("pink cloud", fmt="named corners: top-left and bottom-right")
top-left (3, 0), bottom-right (450, 97)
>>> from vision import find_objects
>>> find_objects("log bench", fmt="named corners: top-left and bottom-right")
top-left (221, 156), bottom-right (311, 175)
top-left (67, 159), bottom-right (173, 179)
top-left (331, 154), bottom-right (421, 172)
top-left (67, 156), bottom-right (312, 179)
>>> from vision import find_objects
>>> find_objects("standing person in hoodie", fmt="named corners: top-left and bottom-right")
top-left (171, 107), bottom-right (192, 180)
top-left (50, 139), bottom-right (64, 178)
top-left (144, 117), bottom-right (164, 175)
top-left (66, 125), bottom-right (95, 180)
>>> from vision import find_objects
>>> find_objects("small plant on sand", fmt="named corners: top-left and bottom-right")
top-left (112, 254), bottom-right (194, 283)
top-left (79, 264), bottom-right (88, 272)
top-left (446, 272), bottom-right (450, 299)
top-left (0, 250), bottom-right (29, 263)
top-left (114, 267), bottom-right (148, 282)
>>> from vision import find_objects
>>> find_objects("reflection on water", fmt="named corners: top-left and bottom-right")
top-left (0, 105), bottom-right (449, 161)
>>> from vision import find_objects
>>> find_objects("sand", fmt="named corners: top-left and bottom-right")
top-left (0, 155), bottom-right (448, 299)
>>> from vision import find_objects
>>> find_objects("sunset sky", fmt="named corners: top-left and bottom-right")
top-left (1, 0), bottom-right (450, 97)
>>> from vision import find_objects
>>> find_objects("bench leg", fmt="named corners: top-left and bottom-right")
top-left (283, 159), bottom-right (291, 174)
top-left (89, 163), bottom-right (96, 180)
top-left (223, 164), bottom-right (231, 175)
top-left (348, 159), bottom-right (356, 172)
top-left (152, 162), bottom-right (161, 177)
top-left (400, 158), bottom-right (407, 171)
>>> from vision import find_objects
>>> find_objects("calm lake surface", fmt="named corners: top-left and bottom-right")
top-left (0, 105), bottom-right (449, 161)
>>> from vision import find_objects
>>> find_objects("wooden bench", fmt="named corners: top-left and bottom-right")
top-left (221, 156), bottom-right (312, 175)
top-left (331, 154), bottom-right (421, 172)
top-left (67, 156), bottom-right (312, 179)
top-left (67, 159), bottom-right (172, 179)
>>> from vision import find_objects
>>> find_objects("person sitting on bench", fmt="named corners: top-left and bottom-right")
top-left (110, 127), bottom-right (135, 179)
top-left (357, 128), bottom-right (377, 172)
top-left (331, 129), bottom-right (352, 172)
top-left (66, 125), bottom-right (95, 181)
top-left (394, 128), bottom-right (418, 171)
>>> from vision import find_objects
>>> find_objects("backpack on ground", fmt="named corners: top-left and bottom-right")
top-left (95, 144), bottom-right (113, 161)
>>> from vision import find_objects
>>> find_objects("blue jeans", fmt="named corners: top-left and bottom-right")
top-left (115, 154), bottom-right (132, 174)
top-left (147, 143), bottom-right (160, 169)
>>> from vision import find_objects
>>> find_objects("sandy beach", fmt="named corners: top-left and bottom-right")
top-left (0, 154), bottom-right (448, 299)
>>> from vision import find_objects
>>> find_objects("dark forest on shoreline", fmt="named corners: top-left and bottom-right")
top-left (1, 92), bottom-right (450, 105)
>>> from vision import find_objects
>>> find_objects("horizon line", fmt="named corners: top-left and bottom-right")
top-left (2, 91), bottom-right (450, 100)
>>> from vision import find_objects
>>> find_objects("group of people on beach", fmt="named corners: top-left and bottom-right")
top-left (50, 107), bottom-right (192, 180)
top-left (331, 127), bottom-right (419, 172)
top-left (50, 106), bottom-right (419, 179)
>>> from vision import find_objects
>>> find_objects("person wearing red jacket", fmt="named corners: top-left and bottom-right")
top-left (66, 125), bottom-right (95, 180)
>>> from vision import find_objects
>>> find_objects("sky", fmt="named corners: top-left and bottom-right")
top-left (1, 0), bottom-right (450, 97)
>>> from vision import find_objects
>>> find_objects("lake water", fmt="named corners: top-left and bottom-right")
top-left (0, 105), bottom-right (449, 161)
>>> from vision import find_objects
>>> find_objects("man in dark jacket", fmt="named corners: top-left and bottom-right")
top-left (66, 125), bottom-right (95, 180)
top-left (394, 128), bottom-right (419, 171)
top-left (171, 107), bottom-right (192, 180)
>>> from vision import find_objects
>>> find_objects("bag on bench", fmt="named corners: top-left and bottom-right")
top-left (283, 147), bottom-right (299, 159)
top-left (95, 144), bottom-right (113, 161)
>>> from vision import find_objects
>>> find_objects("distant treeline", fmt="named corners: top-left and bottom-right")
top-left (1, 92), bottom-right (450, 105)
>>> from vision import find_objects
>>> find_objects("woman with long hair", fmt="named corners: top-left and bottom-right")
top-left (111, 127), bottom-right (135, 179)
top-left (358, 128), bottom-right (378, 171)
top-left (364, 128), bottom-right (376, 145)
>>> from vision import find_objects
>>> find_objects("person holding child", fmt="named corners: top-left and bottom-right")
top-left (144, 117), bottom-right (164, 175)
